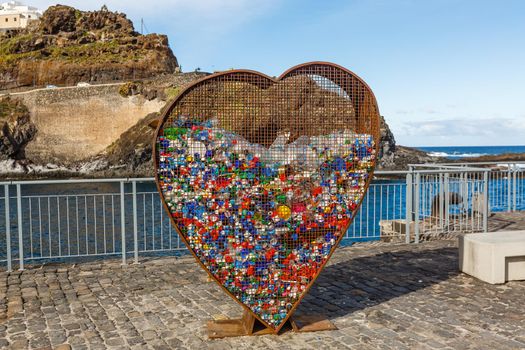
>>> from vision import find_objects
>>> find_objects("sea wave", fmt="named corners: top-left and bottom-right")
top-left (428, 151), bottom-right (488, 158)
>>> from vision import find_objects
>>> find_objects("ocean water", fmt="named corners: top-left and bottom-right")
top-left (416, 145), bottom-right (525, 159)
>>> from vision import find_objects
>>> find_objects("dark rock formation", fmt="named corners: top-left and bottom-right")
top-left (0, 5), bottom-right (179, 90)
top-left (378, 115), bottom-right (396, 168)
top-left (389, 145), bottom-right (437, 170)
top-left (0, 97), bottom-right (37, 160)
top-left (39, 5), bottom-right (78, 34)
top-left (41, 5), bottom-right (135, 36)
top-left (104, 111), bottom-right (158, 170)
top-left (91, 112), bottom-right (160, 177)
top-left (376, 116), bottom-right (439, 170)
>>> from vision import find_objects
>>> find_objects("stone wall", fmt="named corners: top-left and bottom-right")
top-left (16, 84), bottom-right (164, 163)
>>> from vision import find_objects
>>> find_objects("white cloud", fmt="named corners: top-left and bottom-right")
top-left (401, 118), bottom-right (525, 137)
top-left (395, 109), bottom-right (412, 115)
top-left (394, 117), bottom-right (525, 146)
top-left (420, 108), bottom-right (438, 114)
top-left (394, 107), bottom-right (440, 116)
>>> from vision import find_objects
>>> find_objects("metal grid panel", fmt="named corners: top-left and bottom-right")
top-left (155, 62), bottom-right (380, 331)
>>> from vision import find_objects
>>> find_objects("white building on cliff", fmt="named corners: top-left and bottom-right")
top-left (0, 1), bottom-right (41, 31)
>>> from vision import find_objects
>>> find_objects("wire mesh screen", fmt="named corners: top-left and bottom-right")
top-left (154, 62), bottom-right (380, 331)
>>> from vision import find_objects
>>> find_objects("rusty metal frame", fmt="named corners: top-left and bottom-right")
top-left (153, 61), bottom-right (381, 333)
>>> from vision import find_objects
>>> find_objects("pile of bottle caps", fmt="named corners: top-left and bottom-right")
top-left (157, 117), bottom-right (376, 326)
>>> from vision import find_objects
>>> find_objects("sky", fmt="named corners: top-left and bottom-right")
top-left (28, 0), bottom-right (525, 147)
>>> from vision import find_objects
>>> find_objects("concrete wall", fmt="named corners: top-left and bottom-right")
top-left (17, 84), bottom-right (164, 163)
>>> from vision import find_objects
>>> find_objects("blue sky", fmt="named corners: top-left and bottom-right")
top-left (31, 0), bottom-right (525, 146)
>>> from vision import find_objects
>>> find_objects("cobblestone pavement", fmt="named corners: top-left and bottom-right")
top-left (1, 239), bottom-right (524, 349)
top-left (489, 211), bottom-right (525, 232)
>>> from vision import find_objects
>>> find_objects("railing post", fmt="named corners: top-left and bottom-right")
top-left (4, 184), bottom-right (11, 272)
top-left (439, 173), bottom-right (444, 230)
top-left (120, 181), bottom-right (126, 265)
top-left (16, 184), bottom-right (24, 271)
top-left (512, 164), bottom-right (517, 212)
top-left (507, 167), bottom-right (512, 212)
top-left (483, 171), bottom-right (489, 232)
top-left (132, 180), bottom-right (139, 264)
top-left (444, 173), bottom-right (450, 229)
top-left (414, 172), bottom-right (420, 244)
top-left (405, 172), bottom-right (412, 243)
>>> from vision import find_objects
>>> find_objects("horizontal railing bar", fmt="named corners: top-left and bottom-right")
top-left (19, 193), bottom-right (121, 199)
top-left (0, 177), bottom-right (157, 186)
top-left (16, 248), bottom-right (188, 263)
top-left (138, 248), bottom-right (186, 253)
top-left (437, 161), bottom-right (525, 166)
top-left (409, 164), bottom-right (488, 171)
top-left (12, 252), bottom-right (132, 261)
top-left (408, 168), bottom-right (490, 174)
top-left (374, 170), bottom-right (410, 175)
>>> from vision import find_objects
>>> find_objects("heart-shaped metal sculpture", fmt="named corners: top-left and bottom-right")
top-left (154, 62), bottom-right (380, 333)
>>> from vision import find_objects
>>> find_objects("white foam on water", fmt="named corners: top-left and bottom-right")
top-left (428, 151), bottom-right (488, 158)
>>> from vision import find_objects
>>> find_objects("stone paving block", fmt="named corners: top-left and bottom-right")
top-left (0, 240), bottom-right (524, 349)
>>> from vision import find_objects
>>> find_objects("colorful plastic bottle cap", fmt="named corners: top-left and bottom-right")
top-left (276, 205), bottom-right (292, 220)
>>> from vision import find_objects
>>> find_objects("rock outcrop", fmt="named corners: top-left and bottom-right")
top-left (378, 115), bottom-right (396, 168)
top-left (389, 145), bottom-right (438, 170)
top-left (93, 111), bottom-right (160, 177)
top-left (0, 5), bottom-right (179, 90)
top-left (376, 115), bottom-right (440, 170)
top-left (0, 97), bottom-right (37, 160)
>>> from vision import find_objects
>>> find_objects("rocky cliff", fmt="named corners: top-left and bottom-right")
top-left (0, 72), bottom-right (204, 165)
top-left (0, 97), bottom-right (37, 160)
top-left (378, 115), bottom-right (396, 168)
top-left (0, 5), bottom-right (179, 90)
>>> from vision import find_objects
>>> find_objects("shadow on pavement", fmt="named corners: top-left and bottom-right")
top-left (295, 246), bottom-right (459, 319)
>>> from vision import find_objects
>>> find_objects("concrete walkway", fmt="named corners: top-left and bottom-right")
top-left (0, 239), bottom-right (524, 349)
top-left (0, 82), bottom-right (123, 98)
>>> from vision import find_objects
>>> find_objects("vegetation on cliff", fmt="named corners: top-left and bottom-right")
top-left (0, 5), bottom-right (179, 89)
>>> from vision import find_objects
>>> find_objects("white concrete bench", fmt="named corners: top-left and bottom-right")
top-left (459, 231), bottom-right (525, 284)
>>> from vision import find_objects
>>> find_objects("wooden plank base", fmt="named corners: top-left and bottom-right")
top-left (290, 315), bottom-right (338, 333)
top-left (207, 312), bottom-right (336, 338)
top-left (207, 310), bottom-right (274, 338)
